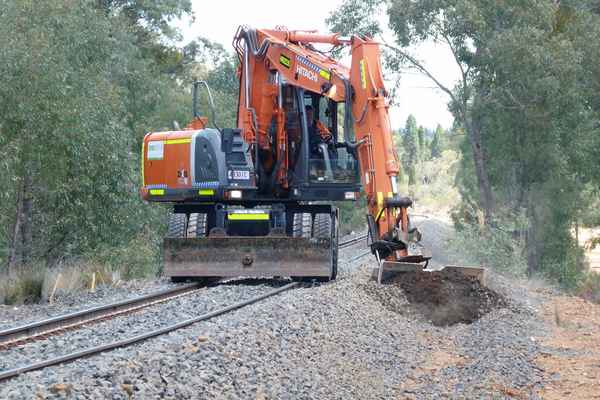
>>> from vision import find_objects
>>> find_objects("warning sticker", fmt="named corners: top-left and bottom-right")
top-left (147, 141), bottom-right (164, 160)
top-left (319, 69), bottom-right (331, 80)
top-left (279, 54), bottom-right (291, 68)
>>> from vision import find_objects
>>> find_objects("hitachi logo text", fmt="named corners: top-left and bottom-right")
top-left (296, 65), bottom-right (317, 82)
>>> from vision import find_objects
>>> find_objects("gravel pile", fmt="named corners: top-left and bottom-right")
top-left (0, 231), bottom-right (554, 399)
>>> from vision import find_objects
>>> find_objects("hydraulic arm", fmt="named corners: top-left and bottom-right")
top-left (233, 27), bottom-right (430, 268)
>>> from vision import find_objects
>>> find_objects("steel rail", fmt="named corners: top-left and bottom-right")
top-left (0, 281), bottom-right (298, 382)
top-left (339, 234), bottom-right (368, 249)
top-left (345, 250), bottom-right (372, 263)
top-left (0, 282), bottom-right (204, 349)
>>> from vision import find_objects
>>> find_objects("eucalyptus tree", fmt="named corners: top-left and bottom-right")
top-left (430, 125), bottom-right (445, 159)
top-left (0, 0), bottom-right (194, 272)
top-left (402, 115), bottom-right (420, 185)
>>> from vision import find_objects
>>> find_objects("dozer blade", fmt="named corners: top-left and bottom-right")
top-left (163, 236), bottom-right (333, 279)
top-left (374, 261), bottom-right (486, 286)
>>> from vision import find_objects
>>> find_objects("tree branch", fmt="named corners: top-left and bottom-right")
top-left (440, 31), bottom-right (467, 83)
top-left (379, 41), bottom-right (463, 117)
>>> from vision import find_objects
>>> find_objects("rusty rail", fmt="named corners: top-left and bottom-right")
top-left (0, 282), bottom-right (204, 349)
top-left (0, 282), bottom-right (298, 382)
top-left (339, 234), bottom-right (368, 250)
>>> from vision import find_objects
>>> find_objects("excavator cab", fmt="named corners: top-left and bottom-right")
top-left (283, 86), bottom-right (361, 200)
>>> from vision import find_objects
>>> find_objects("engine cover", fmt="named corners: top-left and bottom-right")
top-left (141, 128), bottom-right (255, 202)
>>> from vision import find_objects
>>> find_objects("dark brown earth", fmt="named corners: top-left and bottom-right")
top-left (388, 270), bottom-right (506, 326)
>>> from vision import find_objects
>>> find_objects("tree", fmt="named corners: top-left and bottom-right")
top-left (417, 125), bottom-right (426, 159)
top-left (475, 3), bottom-right (600, 276)
top-left (430, 125), bottom-right (444, 159)
top-left (0, 0), bottom-right (196, 273)
top-left (402, 115), bottom-right (419, 186)
top-left (329, 0), bottom-right (552, 223)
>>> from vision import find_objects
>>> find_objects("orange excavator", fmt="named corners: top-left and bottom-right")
top-left (140, 26), bottom-right (482, 284)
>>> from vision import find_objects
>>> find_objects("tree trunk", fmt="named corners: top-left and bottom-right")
top-left (7, 185), bottom-right (24, 274)
top-left (526, 193), bottom-right (543, 275)
top-left (465, 107), bottom-right (495, 224)
top-left (21, 172), bottom-right (33, 265)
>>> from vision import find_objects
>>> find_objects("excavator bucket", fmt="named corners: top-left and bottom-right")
top-left (374, 261), bottom-right (486, 286)
top-left (163, 236), bottom-right (335, 279)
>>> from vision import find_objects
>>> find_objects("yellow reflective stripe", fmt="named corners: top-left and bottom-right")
top-left (360, 59), bottom-right (367, 89)
top-left (228, 213), bottom-right (269, 221)
top-left (198, 189), bottom-right (214, 196)
top-left (388, 192), bottom-right (393, 198)
top-left (319, 69), bottom-right (331, 80)
top-left (141, 141), bottom-right (145, 186)
top-left (165, 138), bottom-right (191, 145)
top-left (377, 192), bottom-right (384, 207)
top-left (149, 189), bottom-right (165, 195)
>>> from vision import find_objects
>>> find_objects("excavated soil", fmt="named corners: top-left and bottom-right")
top-left (365, 271), bottom-right (507, 326)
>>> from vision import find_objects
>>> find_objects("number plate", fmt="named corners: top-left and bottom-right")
top-left (229, 170), bottom-right (250, 180)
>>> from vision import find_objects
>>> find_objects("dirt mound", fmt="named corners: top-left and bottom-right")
top-left (365, 270), bottom-right (506, 326)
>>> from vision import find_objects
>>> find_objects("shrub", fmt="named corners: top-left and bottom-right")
top-left (336, 195), bottom-right (367, 235)
top-left (447, 223), bottom-right (528, 277)
top-left (576, 273), bottom-right (600, 303)
top-left (0, 267), bottom-right (45, 305)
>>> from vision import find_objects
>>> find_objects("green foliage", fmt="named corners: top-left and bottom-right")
top-left (430, 125), bottom-right (445, 159)
top-left (326, 0), bottom-right (385, 38)
top-left (413, 150), bottom-right (461, 211)
top-left (0, 0), bottom-right (214, 286)
top-left (448, 220), bottom-right (528, 278)
top-left (336, 196), bottom-right (368, 235)
top-left (91, 225), bottom-right (167, 279)
top-left (0, 1), bottom-right (141, 260)
top-left (95, 0), bottom-right (191, 33)
top-left (473, 3), bottom-right (600, 278)
top-left (401, 115), bottom-right (419, 185)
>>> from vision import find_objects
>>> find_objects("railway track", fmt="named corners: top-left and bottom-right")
top-left (0, 234), bottom-right (370, 382)
top-left (0, 282), bottom-right (298, 382)
top-left (339, 233), bottom-right (368, 250)
top-left (0, 282), bottom-right (204, 350)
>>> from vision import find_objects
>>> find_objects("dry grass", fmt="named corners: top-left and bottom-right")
top-left (0, 266), bottom-right (45, 304)
top-left (576, 273), bottom-right (600, 304)
top-left (0, 262), bottom-right (120, 305)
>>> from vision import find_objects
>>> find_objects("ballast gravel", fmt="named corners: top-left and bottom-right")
top-left (0, 230), bottom-right (555, 399)
top-left (0, 279), bottom-right (177, 330)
